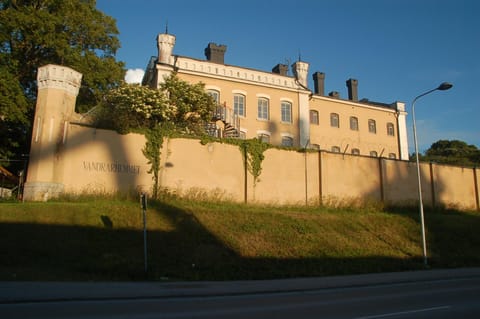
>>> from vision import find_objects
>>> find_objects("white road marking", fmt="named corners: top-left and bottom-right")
top-left (355, 305), bottom-right (451, 319)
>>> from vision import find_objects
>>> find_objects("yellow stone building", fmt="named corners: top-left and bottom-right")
top-left (143, 32), bottom-right (409, 160)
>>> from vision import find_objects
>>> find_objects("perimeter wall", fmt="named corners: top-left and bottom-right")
top-left (26, 122), bottom-right (479, 211)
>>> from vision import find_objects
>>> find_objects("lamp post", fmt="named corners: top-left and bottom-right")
top-left (411, 82), bottom-right (452, 267)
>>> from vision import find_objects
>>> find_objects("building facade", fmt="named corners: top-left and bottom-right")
top-left (144, 32), bottom-right (409, 160)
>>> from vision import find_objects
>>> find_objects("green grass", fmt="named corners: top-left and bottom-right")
top-left (1, 196), bottom-right (479, 281)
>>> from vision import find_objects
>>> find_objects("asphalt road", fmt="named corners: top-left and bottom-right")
top-left (1, 268), bottom-right (480, 318)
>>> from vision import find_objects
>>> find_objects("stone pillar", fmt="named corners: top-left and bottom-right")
top-left (392, 101), bottom-right (409, 161)
top-left (23, 64), bottom-right (82, 201)
top-left (292, 61), bottom-right (310, 148)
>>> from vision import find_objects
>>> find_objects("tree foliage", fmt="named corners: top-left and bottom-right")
top-left (99, 74), bottom-right (216, 135)
top-left (0, 0), bottom-right (125, 163)
top-left (420, 139), bottom-right (480, 167)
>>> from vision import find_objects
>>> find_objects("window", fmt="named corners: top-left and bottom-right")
top-left (350, 116), bottom-right (359, 131)
top-left (257, 98), bottom-right (269, 120)
top-left (388, 153), bottom-right (397, 159)
top-left (330, 113), bottom-right (339, 128)
top-left (370, 151), bottom-right (378, 157)
top-left (368, 119), bottom-right (376, 133)
top-left (258, 133), bottom-right (270, 143)
top-left (351, 148), bottom-right (360, 155)
top-left (387, 122), bottom-right (395, 136)
top-left (331, 146), bottom-right (341, 153)
top-left (310, 110), bottom-right (319, 125)
top-left (207, 90), bottom-right (220, 104)
top-left (234, 94), bottom-right (245, 116)
top-left (310, 144), bottom-right (320, 150)
top-left (281, 136), bottom-right (294, 147)
top-left (281, 101), bottom-right (292, 123)
top-left (239, 131), bottom-right (246, 139)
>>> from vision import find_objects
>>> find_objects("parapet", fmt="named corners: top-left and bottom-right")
top-left (37, 64), bottom-right (83, 96)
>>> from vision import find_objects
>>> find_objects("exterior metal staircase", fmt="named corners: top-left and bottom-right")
top-left (207, 104), bottom-right (240, 138)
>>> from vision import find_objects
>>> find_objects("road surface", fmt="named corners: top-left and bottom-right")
top-left (1, 268), bottom-right (479, 318)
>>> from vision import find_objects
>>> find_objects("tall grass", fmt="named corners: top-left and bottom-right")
top-left (1, 195), bottom-right (479, 281)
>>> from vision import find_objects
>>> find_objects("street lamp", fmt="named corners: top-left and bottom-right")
top-left (411, 82), bottom-right (452, 267)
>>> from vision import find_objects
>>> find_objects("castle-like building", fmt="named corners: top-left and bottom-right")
top-left (143, 32), bottom-right (409, 160)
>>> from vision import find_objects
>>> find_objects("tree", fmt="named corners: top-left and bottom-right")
top-left (420, 139), bottom-right (480, 167)
top-left (0, 0), bottom-right (125, 165)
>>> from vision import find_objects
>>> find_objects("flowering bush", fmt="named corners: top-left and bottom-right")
top-left (99, 74), bottom-right (215, 134)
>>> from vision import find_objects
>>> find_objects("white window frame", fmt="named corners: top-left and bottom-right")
top-left (257, 97), bottom-right (269, 120)
top-left (281, 101), bottom-right (292, 123)
top-left (234, 94), bottom-right (246, 117)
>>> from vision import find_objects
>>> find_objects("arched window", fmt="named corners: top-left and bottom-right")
top-left (331, 146), bottom-right (341, 153)
top-left (281, 136), bottom-right (294, 147)
top-left (281, 101), bottom-right (292, 123)
top-left (350, 116), bottom-right (359, 131)
top-left (257, 98), bottom-right (269, 120)
top-left (258, 133), bottom-right (270, 143)
top-left (370, 151), bottom-right (378, 157)
top-left (387, 122), bottom-right (395, 136)
top-left (207, 90), bottom-right (220, 104)
top-left (234, 94), bottom-right (246, 116)
top-left (351, 148), bottom-right (360, 155)
top-left (330, 113), bottom-right (339, 128)
top-left (310, 110), bottom-right (319, 125)
top-left (368, 119), bottom-right (376, 133)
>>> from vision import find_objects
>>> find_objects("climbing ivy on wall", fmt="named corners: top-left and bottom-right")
top-left (200, 136), bottom-right (271, 188)
top-left (141, 124), bottom-right (173, 199)
top-left (98, 74), bottom-right (216, 198)
top-left (240, 139), bottom-right (270, 187)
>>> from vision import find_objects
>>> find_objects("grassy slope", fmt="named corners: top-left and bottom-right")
top-left (1, 198), bottom-right (479, 281)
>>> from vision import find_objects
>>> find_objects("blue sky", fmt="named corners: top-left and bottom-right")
top-left (96, 0), bottom-right (479, 152)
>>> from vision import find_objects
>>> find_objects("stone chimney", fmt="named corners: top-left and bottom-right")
top-left (329, 91), bottom-right (340, 98)
top-left (272, 64), bottom-right (288, 76)
top-left (346, 78), bottom-right (358, 101)
top-left (205, 43), bottom-right (227, 64)
top-left (312, 72), bottom-right (325, 96)
top-left (292, 61), bottom-right (309, 87)
top-left (157, 33), bottom-right (176, 65)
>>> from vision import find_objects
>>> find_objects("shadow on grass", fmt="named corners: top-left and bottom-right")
top-left (386, 205), bottom-right (480, 269)
top-left (1, 201), bottom-right (479, 281)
